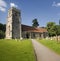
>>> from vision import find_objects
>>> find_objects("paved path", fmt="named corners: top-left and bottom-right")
top-left (31, 39), bottom-right (60, 61)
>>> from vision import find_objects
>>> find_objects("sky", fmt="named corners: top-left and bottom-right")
top-left (0, 0), bottom-right (60, 27)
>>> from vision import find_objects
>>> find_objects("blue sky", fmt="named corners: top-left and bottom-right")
top-left (0, 0), bottom-right (60, 27)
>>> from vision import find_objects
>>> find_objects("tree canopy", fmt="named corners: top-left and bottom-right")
top-left (0, 23), bottom-right (6, 39)
top-left (55, 25), bottom-right (60, 35)
top-left (32, 19), bottom-right (39, 27)
top-left (46, 22), bottom-right (60, 37)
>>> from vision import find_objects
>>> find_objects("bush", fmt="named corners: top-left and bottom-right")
top-left (0, 30), bottom-right (5, 39)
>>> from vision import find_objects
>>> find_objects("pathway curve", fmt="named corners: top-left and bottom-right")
top-left (31, 39), bottom-right (60, 61)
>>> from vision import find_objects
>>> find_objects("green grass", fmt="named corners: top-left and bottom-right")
top-left (38, 39), bottom-right (60, 54)
top-left (0, 39), bottom-right (35, 61)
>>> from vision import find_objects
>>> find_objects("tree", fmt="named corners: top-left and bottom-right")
top-left (54, 25), bottom-right (60, 35)
top-left (32, 19), bottom-right (39, 27)
top-left (0, 30), bottom-right (5, 39)
top-left (46, 22), bottom-right (60, 42)
top-left (46, 22), bottom-right (56, 36)
top-left (53, 25), bottom-right (60, 42)
top-left (0, 23), bottom-right (6, 39)
top-left (0, 23), bottom-right (6, 32)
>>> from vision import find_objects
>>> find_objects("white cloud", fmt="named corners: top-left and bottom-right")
top-left (0, 7), bottom-right (6, 12)
top-left (10, 3), bottom-right (18, 8)
top-left (57, 3), bottom-right (60, 6)
top-left (0, 0), bottom-right (7, 12)
top-left (52, 1), bottom-right (60, 7)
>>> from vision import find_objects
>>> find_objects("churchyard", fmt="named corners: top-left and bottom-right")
top-left (0, 39), bottom-right (36, 61)
top-left (38, 39), bottom-right (60, 55)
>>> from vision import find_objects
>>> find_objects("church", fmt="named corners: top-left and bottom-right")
top-left (6, 7), bottom-right (48, 39)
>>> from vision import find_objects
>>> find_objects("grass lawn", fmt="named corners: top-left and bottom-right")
top-left (0, 39), bottom-right (35, 61)
top-left (38, 39), bottom-right (60, 55)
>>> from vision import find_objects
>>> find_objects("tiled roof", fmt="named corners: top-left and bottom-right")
top-left (22, 24), bottom-right (47, 33)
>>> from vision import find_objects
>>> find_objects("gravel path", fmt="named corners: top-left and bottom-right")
top-left (32, 39), bottom-right (60, 61)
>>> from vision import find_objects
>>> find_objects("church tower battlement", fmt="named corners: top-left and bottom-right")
top-left (6, 7), bottom-right (21, 39)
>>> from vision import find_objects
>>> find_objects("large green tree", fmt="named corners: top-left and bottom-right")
top-left (46, 22), bottom-right (60, 42)
top-left (46, 22), bottom-right (60, 36)
top-left (46, 22), bottom-right (56, 36)
top-left (53, 25), bottom-right (60, 41)
top-left (32, 19), bottom-right (39, 27)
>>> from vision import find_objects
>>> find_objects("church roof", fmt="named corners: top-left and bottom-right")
top-left (22, 24), bottom-right (48, 33)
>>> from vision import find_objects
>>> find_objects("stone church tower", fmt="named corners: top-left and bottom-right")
top-left (6, 7), bottom-right (21, 39)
